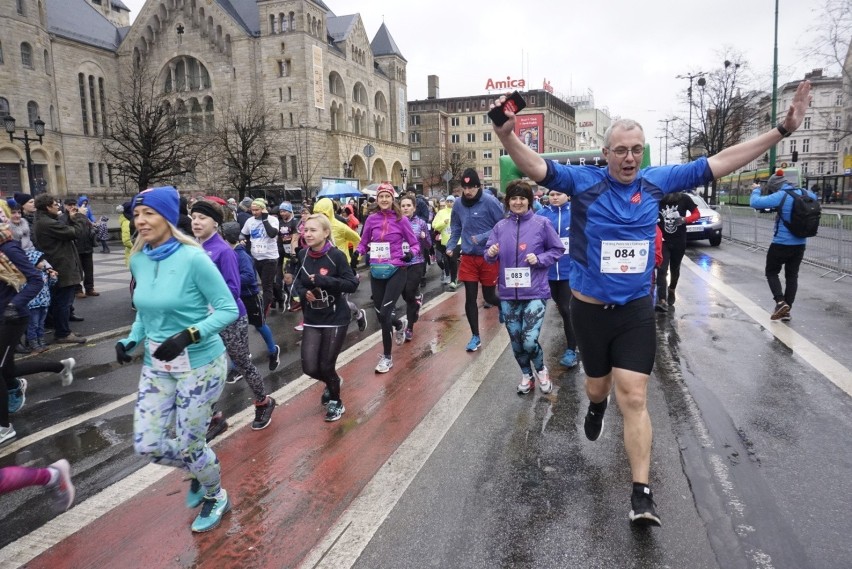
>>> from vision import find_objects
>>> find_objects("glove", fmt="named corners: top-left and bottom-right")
top-left (3, 304), bottom-right (27, 324)
top-left (402, 252), bottom-right (413, 263)
top-left (115, 341), bottom-right (136, 364)
top-left (152, 328), bottom-right (197, 361)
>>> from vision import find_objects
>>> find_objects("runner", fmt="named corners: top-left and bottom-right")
top-left (0, 460), bottom-right (75, 512)
top-left (654, 192), bottom-right (699, 312)
top-left (399, 195), bottom-right (430, 341)
top-left (240, 198), bottom-right (279, 316)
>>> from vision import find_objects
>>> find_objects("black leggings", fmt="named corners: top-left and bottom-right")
top-left (548, 280), bottom-right (577, 351)
top-left (301, 325), bottom-right (348, 403)
top-left (402, 263), bottom-right (425, 329)
top-left (370, 267), bottom-right (407, 356)
top-left (446, 247), bottom-right (460, 282)
top-left (656, 237), bottom-right (686, 300)
top-left (464, 282), bottom-right (499, 337)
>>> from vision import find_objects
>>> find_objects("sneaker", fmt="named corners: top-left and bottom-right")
top-left (404, 328), bottom-right (413, 342)
top-left (0, 424), bottom-right (16, 445)
top-left (294, 321), bottom-right (304, 332)
top-left (356, 309), bottom-right (368, 332)
top-left (225, 372), bottom-right (243, 384)
top-left (375, 355), bottom-right (393, 374)
top-left (268, 345), bottom-right (281, 371)
top-left (465, 335), bottom-right (481, 352)
top-left (667, 288), bottom-right (676, 305)
top-left (55, 332), bottom-right (87, 344)
top-left (85, 290), bottom-right (100, 297)
top-left (536, 367), bottom-right (553, 394)
top-left (186, 478), bottom-right (204, 508)
top-left (654, 299), bottom-right (668, 313)
top-left (251, 396), bottom-right (277, 430)
top-left (560, 349), bottom-right (579, 368)
top-left (205, 411), bottom-right (228, 442)
top-left (781, 312), bottom-right (792, 322)
top-left (448, 281), bottom-right (460, 290)
top-left (584, 396), bottom-right (609, 441)
top-left (47, 459), bottom-right (75, 512)
top-left (440, 274), bottom-right (450, 285)
top-left (394, 316), bottom-right (408, 345)
top-left (8, 378), bottom-right (27, 414)
top-left (30, 339), bottom-right (48, 354)
top-left (517, 373), bottom-right (534, 394)
top-left (629, 486), bottom-right (662, 527)
top-left (191, 490), bottom-right (231, 533)
top-left (15, 342), bottom-right (32, 354)
top-left (59, 358), bottom-right (76, 386)
top-left (771, 301), bottom-right (790, 321)
top-left (325, 400), bottom-right (345, 422)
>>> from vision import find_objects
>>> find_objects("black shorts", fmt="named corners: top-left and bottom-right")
top-left (569, 295), bottom-right (656, 377)
top-left (241, 293), bottom-right (265, 328)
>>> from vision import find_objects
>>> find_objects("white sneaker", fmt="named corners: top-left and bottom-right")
top-left (517, 374), bottom-right (534, 394)
top-left (394, 317), bottom-right (408, 345)
top-left (0, 424), bottom-right (16, 445)
top-left (375, 355), bottom-right (393, 374)
top-left (59, 358), bottom-right (76, 386)
top-left (47, 459), bottom-right (75, 511)
top-left (536, 367), bottom-right (553, 394)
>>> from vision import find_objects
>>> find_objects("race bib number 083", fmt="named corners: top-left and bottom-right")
top-left (600, 240), bottom-right (649, 274)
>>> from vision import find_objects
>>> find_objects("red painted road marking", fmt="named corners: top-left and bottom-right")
top-left (28, 293), bottom-right (501, 569)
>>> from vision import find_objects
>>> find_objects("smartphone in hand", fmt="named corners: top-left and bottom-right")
top-left (488, 91), bottom-right (527, 127)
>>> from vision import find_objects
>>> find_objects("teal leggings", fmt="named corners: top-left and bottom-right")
top-left (133, 354), bottom-right (227, 497)
top-left (500, 299), bottom-right (547, 375)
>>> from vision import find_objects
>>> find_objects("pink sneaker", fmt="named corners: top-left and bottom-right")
top-left (536, 367), bottom-right (552, 394)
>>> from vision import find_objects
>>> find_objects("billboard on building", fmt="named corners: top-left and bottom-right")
top-left (313, 46), bottom-right (325, 109)
top-left (514, 113), bottom-right (544, 154)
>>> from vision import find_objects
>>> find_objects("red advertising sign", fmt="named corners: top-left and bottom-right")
top-left (514, 113), bottom-right (544, 154)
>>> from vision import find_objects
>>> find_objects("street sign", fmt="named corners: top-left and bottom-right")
top-left (442, 170), bottom-right (452, 182)
top-left (363, 144), bottom-right (375, 158)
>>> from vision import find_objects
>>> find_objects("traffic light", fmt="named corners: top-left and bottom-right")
top-left (791, 150), bottom-right (799, 163)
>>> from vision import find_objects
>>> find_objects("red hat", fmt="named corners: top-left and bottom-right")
top-left (375, 182), bottom-right (396, 198)
top-left (775, 168), bottom-right (784, 176)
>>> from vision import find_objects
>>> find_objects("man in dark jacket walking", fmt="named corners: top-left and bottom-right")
top-left (32, 194), bottom-right (87, 344)
top-left (62, 198), bottom-right (98, 298)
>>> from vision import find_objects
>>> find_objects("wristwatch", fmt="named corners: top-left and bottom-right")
top-left (776, 123), bottom-right (791, 138)
top-left (187, 326), bottom-right (201, 344)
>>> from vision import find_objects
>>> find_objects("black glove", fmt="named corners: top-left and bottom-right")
top-left (115, 341), bottom-right (136, 364)
top-left (402, 252), bottom-right (413, 263)
top-left (152, 329), bottom-right (197, 361)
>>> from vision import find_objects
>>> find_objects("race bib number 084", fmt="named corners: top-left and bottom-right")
top-left (600, 240), bottom-right (649, 274)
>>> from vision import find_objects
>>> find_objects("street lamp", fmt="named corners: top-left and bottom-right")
top-left (342, 161), bottom-right (353, 177)
top-left (400, 168), bottom-right (408, 192)
top-left (658, 117), bottom-right (674, 164)
top-left (676, 72), bottom-right (706, 162)
top-left (4, 115), bottom-right (46, 194)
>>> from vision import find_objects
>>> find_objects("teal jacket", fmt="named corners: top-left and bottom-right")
top-left (122, 244), bottom-right (238, 368)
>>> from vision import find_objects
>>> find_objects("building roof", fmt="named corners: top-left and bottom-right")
top-left (215, 0), bottom-right (261, 36)
top-left (46, 0), bottom-right (122, 51)
top-left (370, 22), bottom-right (405, 61)
top-left (111, 0), bottom-right (129, 11)
top-left (327, 14), bottom-right (358, 42)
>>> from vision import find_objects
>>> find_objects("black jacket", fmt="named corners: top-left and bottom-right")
top-left (293, 246), bottom-right (359, 327)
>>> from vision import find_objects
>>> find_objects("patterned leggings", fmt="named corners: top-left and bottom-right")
top-left (0, 466), bottom-right (52, 495)
top-left (220, 315), bottom-right (267, 402)
top-left (500, 299), bottom-right (547, 375)
top-left (133, 354), bottom-right (226, 497)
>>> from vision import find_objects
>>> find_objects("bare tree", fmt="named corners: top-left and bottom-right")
top-left (447, 144), bottom-right (476, 188)
top-left (212, 100), bottom-right (278, 200)
top-left (808, 0), bottom-right (852, 143)
top-left (292, 122), bottom-right (328, 199)
top-left (102, 59), bottom-right (196, 193)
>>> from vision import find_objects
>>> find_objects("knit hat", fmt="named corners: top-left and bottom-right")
top-left (190, 200), bottom-right (224, 225)
top-left (460, 168), bottom-right (481, 188)
top-left (279, 201), bottom-right (294, 213)
top-left (115, 204), bottom-right (124, 213)
top-left (132, 186), bottom-right (180, 226)
top-left (446, 195), bottom-right (456, 203)
top-left (504, 180), bottom-right (534, 209)
top-left (221, 221), bottom-right (241, 244)
top-left (239, 197), bottom-right (253, 210)
top-left (227, 197), bottom-right (237, 205)
top-left (14, 193), bottom-right (33, 207)
top-left (251, 198), bottom-right (267, 210)
top-left (375, 182), bottom-right (396, 198)
top-left (766, 168), bottom-right (788, 193)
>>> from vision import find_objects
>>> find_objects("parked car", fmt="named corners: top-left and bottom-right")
top-left (686, 193), bottom-right (723, 246)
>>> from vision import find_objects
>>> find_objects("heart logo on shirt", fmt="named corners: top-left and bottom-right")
top-left (165, 364), bottom-right (172, 371)
top-left (319, 268), bottom-right (328, 276)
top-left (519, 243), bottom-right (527, 251)
top-left (620, 265), bottom-right (629, 272)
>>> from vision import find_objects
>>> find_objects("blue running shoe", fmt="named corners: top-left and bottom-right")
top-left (191, 490), bottom-right (231, 532)
top-left (560, 349), bottom-right (579, 368)
top-left (186, 478), bottom-right (204, 509)
top-left (8, 378), bottom-right (27, 414)
top-left (465, 335), bottom-right (481, 352)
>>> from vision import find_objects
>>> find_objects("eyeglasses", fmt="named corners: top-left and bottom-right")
top-left (606, 145), bottom-right (645, 158)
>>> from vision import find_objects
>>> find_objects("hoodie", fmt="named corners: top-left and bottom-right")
top-left (313, 198), bottom-right (361, 262)
top-left (77, 195), bottom-right (96, 222)
top-left (536, 202), bottom-right (572, 281)
top-left (356, 208), bottom-right (420, 267)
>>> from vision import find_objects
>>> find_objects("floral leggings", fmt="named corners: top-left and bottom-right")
top-left (133, 353), bottom-right (226, 497)
top-left (500, 299), bottom-right (547, 376)
top-left (220, 315), bottom-right (267, 403)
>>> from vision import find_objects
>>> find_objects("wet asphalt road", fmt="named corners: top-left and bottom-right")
top-left (2, 241), bottom-right (852, 568)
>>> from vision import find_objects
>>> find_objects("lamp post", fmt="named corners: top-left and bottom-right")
top-left (676, 72), bottom-right (706, 162)
top-left (4, 115), bottom-right (45, 194)
top-left (400, 168), bottom-right (408, 193)
top-left (658, 117), bottom-right (674, 164)
top-left (342, 161), bottom-right (353, 178)
top-left (768, 0), bottom-right (780, 171)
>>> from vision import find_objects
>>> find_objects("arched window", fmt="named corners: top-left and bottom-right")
top-left (203, 97), bottom-right (214, 131)
top-left (20, 42), bottom-right (33, 69)
top-left (43, 49), bottom-right (50, 74)
top-left (269, 14), bottom-right (277, 34)
top-left (27, 101), bottom-right (39, 127)
top-left (78, 73), bottom-right (89, 135)
top-left (0, 97), bottom-right (9, 118)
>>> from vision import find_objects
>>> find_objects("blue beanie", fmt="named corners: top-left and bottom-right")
top-left (132, 186), bottom-right (180, 226)
top-left (279, 201), bottom-right (294, 213)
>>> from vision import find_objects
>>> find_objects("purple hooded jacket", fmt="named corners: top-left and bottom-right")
top-left (355, 208), bottom-right (420, 268)
top-left (485, 208), bottom-right (564, 300)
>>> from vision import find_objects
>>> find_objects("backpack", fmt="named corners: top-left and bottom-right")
top-left (778, 188), bottom-right (821, 238)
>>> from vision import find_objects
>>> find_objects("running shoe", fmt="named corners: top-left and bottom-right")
top-left (781, 312), bottom-right (792, 322)
top-left (225, 372), bottom-right (243, 384)
top-left (375, 355), bottom-right (393, 374)
top-left (771, 301), bottom-right (790, 320)
top-left (268, 345), bottom-right (281, 371)
top-left (465, 335), bottom-right (481, 352)
top-left (191, 490), bottom-right (231, 533)
top-left (0, 424), bottom-right (16, 445)
top-left (404, 328), bottom-right (413, 342)
top-left (205, 411), bottom-right (228, 442)
top-left (59, 358), bottom-right (76, 386)
top-left (357, 309), bottom-right (368, 332)
top-left (584, 396), bottom-right (609, 441)
top-left (325, 400), bottom-right (345, 422)
top-left (629, 485), bottom-right (662, 527)
top-left (294, 321), bottom-right (304, 332)
top-left (559, 349), bottom-right (578, 368)
top-left (440, 274), bottom-right (450, 285)
top-left (251, 396), bottom-right (277, 430)
top-left (186, 478), bottom-right (204, 509)
top-left (535, 367), bottom-right (553, 394)
top-left (47, 459), bottom-right (75, 512)
top-left (667, 287), bottom-right (676, 305)
top-left (8, 378), bottom-right (27, 414)
top-left (517, 373), bottom-right (534, 394)
top-left (394, 316), bottom-right (408, 345)
top-left (654, 299), bottom-right (668, 313)
top-left (448, 281), bottom-right (460, 291)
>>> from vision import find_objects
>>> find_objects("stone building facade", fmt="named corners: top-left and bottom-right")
top-left (0, 0), bottom-right (408, 198)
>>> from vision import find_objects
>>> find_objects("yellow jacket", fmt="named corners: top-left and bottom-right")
top-left (313, 198), bottom-right (361, 262)
top-left (432, 207), bottom-right (452, 246)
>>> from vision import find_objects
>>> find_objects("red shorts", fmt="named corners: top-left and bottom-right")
top-left (458, 255), bottom-right (499, 287)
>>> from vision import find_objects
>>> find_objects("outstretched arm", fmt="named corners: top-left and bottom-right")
top-left (707, 81), bottom-right (811, 178)
top-left (492, 94), bottom-right (548, 182)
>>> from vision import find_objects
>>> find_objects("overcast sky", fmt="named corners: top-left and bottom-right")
top-left (123, 0), bottom-right (836, 164)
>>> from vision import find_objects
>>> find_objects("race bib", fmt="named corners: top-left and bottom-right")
top-left (402, 242), bottom-right (411, 254)
top-left (370, 241), bottom-right (391, 260)
top-left (252, 241), bottom-right (271, 254)
top-left (504, 267), bottom-right (531, 288)
top-left (600, 240), bottom-right (649, 274)
top-left (561, 237), bottom-right (570, 254)
top-left (148, 340), bottom-right (191, 373)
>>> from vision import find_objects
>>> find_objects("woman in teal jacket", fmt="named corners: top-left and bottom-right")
top-left (115, 186), bottom-right (238, 534)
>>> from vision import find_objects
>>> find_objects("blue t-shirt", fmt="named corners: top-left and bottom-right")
top-left (539, 157), bottom-right (713, 304)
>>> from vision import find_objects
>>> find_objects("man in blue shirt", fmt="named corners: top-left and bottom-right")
top-left (749, 171), bottom-right (817, 321)
top-left (493, 80), bottom-right (812, 527)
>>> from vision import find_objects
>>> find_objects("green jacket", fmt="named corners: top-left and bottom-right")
top-left (32, 211), bottom-right (84, 288)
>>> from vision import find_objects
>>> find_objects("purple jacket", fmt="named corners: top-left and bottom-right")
top-left (485, 209), bottom-right (565, 300)
top-left (355, 209), bottom-right (420, 267)
top-left (202, 233), bottom-right (247, 318)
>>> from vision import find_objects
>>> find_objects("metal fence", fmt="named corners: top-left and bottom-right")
top-left (720, 206), bottom-right (852, 280)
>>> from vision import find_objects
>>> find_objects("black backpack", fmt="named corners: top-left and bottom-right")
top-left (778, 188), bottom-right (821, 238)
